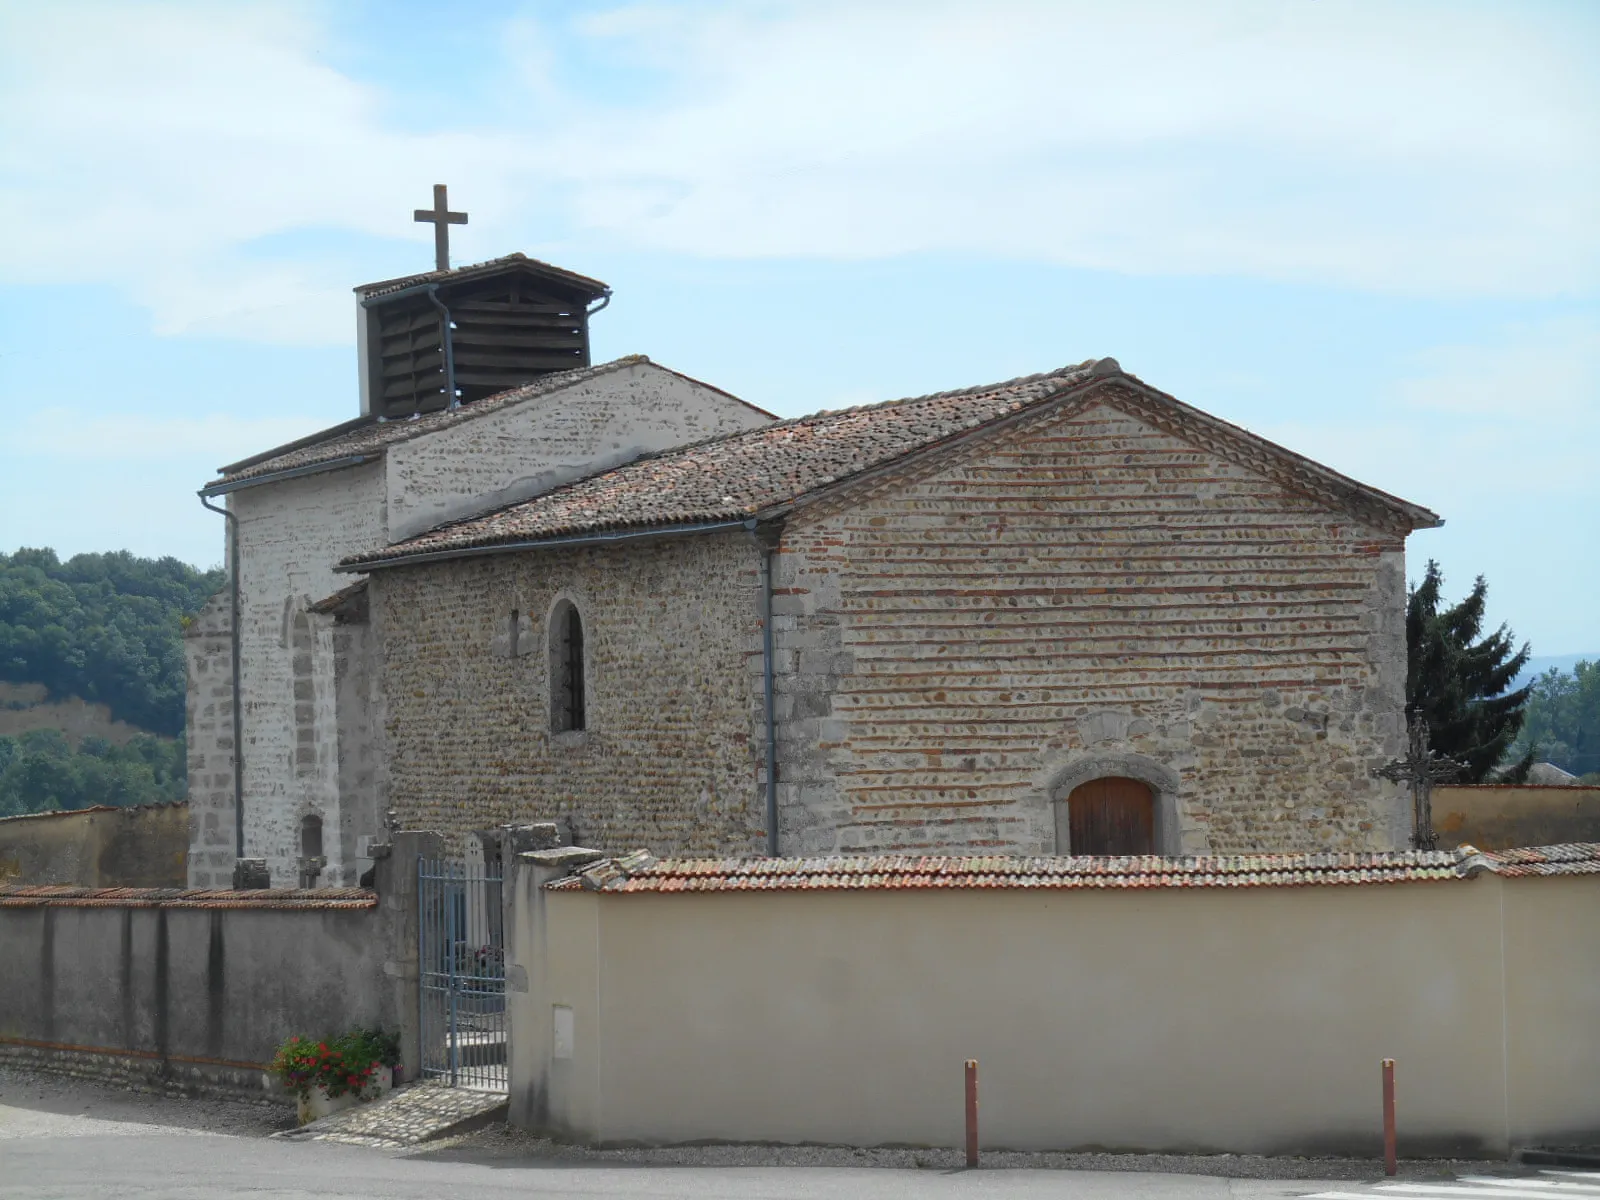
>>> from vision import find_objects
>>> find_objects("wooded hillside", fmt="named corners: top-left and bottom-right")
top-left (0, 548), bottom-right (222, 816)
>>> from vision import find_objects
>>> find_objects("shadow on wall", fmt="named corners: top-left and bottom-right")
top-left (0, 803), bottom-right (188, 887)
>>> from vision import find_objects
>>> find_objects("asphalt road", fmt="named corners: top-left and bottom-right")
top-left (0, 1068), bottom-right (1529, 1200)
top-left (0, 1124), bottom-right (1339, 1200)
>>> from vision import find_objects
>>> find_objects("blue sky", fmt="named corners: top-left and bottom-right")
top-left (0, 0), bottom-right (1595, 655)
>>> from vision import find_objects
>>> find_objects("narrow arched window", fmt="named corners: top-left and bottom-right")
top-left (549, 600), bottom-right (586, 733)
top-left (298, 813), bottom-right (325, 888)
top-left (300, 813), bottom-right (324, 860)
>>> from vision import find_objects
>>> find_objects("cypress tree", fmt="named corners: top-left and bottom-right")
top-left (1405, 560), bottom-right (1533, 782)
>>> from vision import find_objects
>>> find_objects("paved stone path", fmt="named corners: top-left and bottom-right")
top-left (276, 1083), bottom-right (507, 1148)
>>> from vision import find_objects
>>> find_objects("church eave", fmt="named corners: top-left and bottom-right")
top-left (199, 454), bottom-right (377, 497)
top-left (335, 518), bottom-right (753, 574)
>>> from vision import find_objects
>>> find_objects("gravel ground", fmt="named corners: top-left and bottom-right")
top-left (423, 1121), bottom-right (1514, 1180)
top-left (0, 1064), bottom-right (296, 1139)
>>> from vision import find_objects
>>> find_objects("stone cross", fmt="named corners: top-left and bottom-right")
top-left (414, 184), bottom-right (468, 272)
top-left (1374, 718), bottom-right (1465, 851)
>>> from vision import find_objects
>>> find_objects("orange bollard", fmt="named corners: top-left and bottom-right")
top-left (1382, 1058), bottom-right (1397, 1176)
top-left (965, 1059), bottom-right (979, 1168)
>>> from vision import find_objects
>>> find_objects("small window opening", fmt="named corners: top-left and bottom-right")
top-left (298, 814), bottom-right (325, 888)
top-left (508, 608), bottom-right (520, 658)
top-left (550, 601), bottom-right (586, 733)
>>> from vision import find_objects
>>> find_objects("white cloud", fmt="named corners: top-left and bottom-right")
top-left (1261, 316), bottom-right (1600, 515)
top-left (0, 0), bottom-right (1595, 345)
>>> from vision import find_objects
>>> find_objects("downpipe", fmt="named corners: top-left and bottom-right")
top-left (749, 520), bottom-right (782, 856)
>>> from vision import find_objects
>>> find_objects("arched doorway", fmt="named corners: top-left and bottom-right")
top-left (1063, 777), bottom-right (1155, 855)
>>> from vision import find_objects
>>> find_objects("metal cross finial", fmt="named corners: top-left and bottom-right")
top-left (414, 184), bottom-right (468, 272)
top-left (1374, 717), bottom-right (1465, 850)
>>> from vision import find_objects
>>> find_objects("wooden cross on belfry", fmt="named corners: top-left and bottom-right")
top-left (1374, 717), bottom-right (1465, 851)
top-left (414, 184), bottom-right (468, 271)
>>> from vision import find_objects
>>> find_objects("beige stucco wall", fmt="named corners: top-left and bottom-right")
top-left (1434, 785), bottom-right (1600, 851)
top-left (513, 872), bottom-right (1600, 1156)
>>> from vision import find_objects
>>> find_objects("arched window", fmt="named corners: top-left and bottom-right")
top-left (300, 813), bottom-right (323, 860)
top-left (298, 813), bottom-right (325, 888)
top-left (549, 600), bottom-right (586, 733)
top-left (1063, 777), bottom-right (1154, 855)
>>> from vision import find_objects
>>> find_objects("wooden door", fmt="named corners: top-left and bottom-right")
top-left (1067, 776), bottom-right (1155, 855)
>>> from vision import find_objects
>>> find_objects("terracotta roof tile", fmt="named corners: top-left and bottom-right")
top-left (345, 360), bottom-right (1105, 566)
top-left (1477, 843), bottom-right (1600, 877)
top-left (0, 885), bottom-right (377, 910)
top-left (549, 844), bottom-right (1600, 894)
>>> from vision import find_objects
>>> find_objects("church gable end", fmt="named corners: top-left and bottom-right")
top-left (769, 396), bottom-right (1417, 857)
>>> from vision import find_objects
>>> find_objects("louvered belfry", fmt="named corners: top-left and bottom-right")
top-left (354, 254), bottom-right (611, 419)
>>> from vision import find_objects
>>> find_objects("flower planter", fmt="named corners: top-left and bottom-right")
top-left (295, 1065), bottom-right (392, 1126)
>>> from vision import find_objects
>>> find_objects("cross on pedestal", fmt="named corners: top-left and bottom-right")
top-left (1373, 718), bottom-right (1465, 850)
top-left (414, 184), bottom-right (468, 272)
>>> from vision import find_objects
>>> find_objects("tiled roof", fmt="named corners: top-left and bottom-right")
top-left (0, 885), bottom-right (377, 910)
top-left (354, 252), bottom-right (609, 300)
top-left (208, 356), bottom-right (717, 489)
top-left (1477, 843), bottom-right (1600, 877)
top-left (345, 356), bottom-right (1440, 570)
top-left (344, 360), bottom-right (1106, 566)
top-left (0, 801), bottom-right (186, 824)
top-left (549, 844), bottom-right (1600, 893)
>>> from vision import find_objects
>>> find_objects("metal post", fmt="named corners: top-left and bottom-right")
top-left (965, 1059), bottom-right (979, 1168)
top-left (447, 865), bottom-right (460, 1087)
top-left (1382, 1058), bottom-right (1397, 1176)
top-left (417, 857), bottom-right (427, 1082)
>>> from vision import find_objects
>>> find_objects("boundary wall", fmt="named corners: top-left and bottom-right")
top-left (509, 846), bottom-right (1600, 1157)
top-left (1434, 785), bottom-right (1600, 850)
top-left (0, 802), bottom-right (188, 888)
top-left (0, 832), bottom-right (437, 1100)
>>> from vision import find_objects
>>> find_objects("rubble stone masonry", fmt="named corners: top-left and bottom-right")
top-left (373, 532), bottom-right (768, 856)
top-left (372, 393), bottom-right (1411, 858)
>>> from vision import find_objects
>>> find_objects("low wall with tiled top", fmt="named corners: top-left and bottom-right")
top-left (0, 883), bottom-right (392, 1101)
top-left (511, 844), bottom-right (1600, 1157)
top-left (1433, 784), bottom-right (1600, 850)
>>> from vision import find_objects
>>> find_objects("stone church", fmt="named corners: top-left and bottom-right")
top-left (186, 250), bottom-right (1439, 888)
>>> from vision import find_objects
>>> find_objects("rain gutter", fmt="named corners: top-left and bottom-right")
top-left (200, 456), bottom-right (374, 498)
top-left (336, 519), bottom-right (747, 574)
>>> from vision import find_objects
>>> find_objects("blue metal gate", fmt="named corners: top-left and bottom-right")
top-left (418, 858), bottom-right (506, 1091)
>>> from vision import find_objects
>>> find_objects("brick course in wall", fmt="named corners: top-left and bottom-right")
top-left (771, 393), bottom-right (1410, 855)
top-left (373, 531), bottom-right (768, 855)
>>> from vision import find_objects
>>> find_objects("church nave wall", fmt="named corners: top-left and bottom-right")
top-left (372, 530), bottom-right (767, 857)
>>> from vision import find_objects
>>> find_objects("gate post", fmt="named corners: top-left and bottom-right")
top-left (375, 829), bottom-right (443, 1086)
top-left (506, 844), bottom-right (604, 1130)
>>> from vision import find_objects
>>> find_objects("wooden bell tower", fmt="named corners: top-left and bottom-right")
top-left (354, 187), bottom-right (611, 419)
